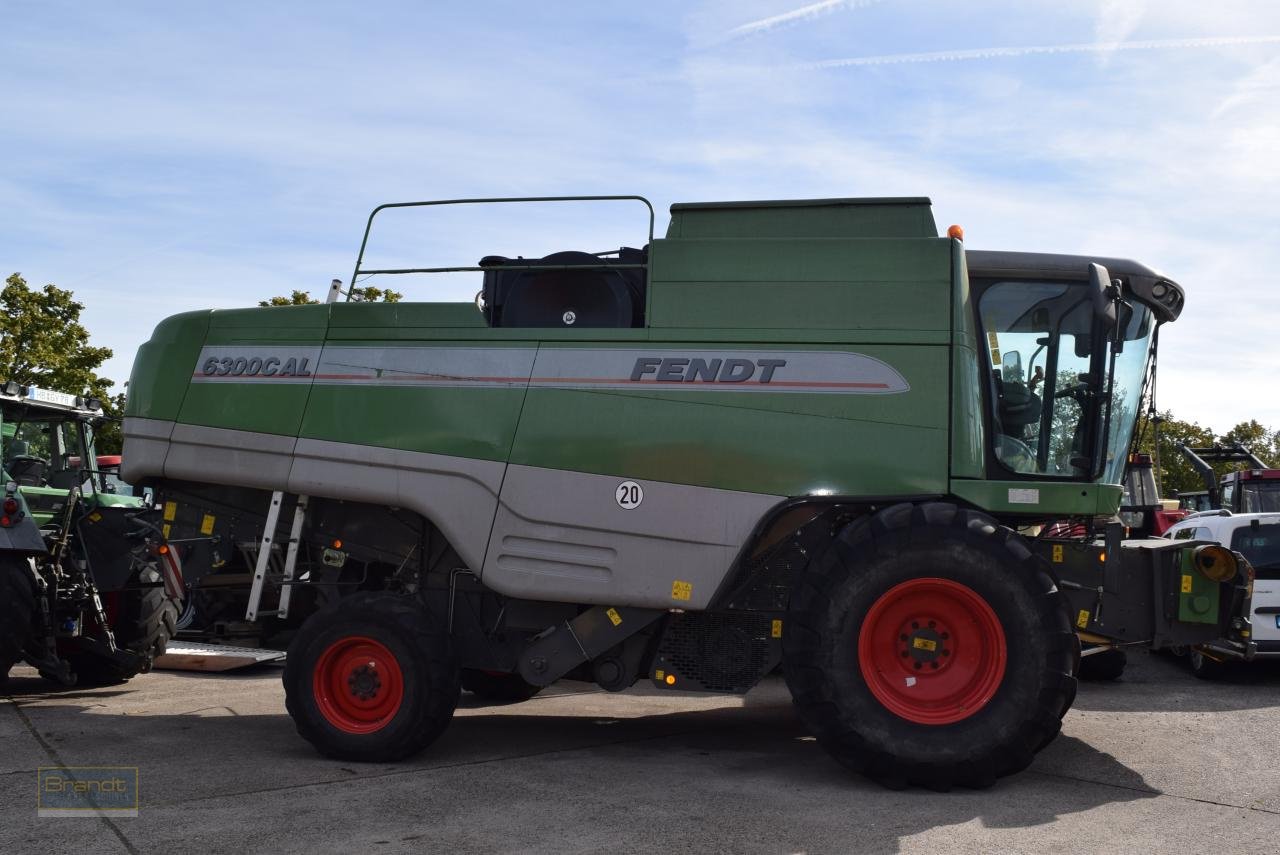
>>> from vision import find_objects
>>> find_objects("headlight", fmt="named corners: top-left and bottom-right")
top-left (1193, 544), bottom-right (1238, 583)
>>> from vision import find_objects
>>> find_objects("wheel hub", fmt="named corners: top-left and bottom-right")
top-left (312, 637), bottom-right (405, 734)
top-left (347, 662), bottom-right (383, 700)
top-left (858, 577), bottom-right (1007, 725)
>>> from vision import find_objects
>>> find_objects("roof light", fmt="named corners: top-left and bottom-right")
top-left (947, 224), bottom-right (965, 240)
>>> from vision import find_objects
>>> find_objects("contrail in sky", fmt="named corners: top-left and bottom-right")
top-left (804, 35), bottom-right (1280, 68)
top-left (728, 0), bottom-right (892, 39)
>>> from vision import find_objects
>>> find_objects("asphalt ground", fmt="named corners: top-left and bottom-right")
top-left (3, 651), bottom-right (1280, 854)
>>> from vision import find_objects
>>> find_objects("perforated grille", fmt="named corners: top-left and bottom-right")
top-left (656, 612), bottom-right (774, 693)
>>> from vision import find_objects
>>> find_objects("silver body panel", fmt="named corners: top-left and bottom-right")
top-left (122, 418), bottom-right (780, 608)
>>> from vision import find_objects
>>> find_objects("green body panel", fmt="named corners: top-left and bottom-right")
top-left (1177, 550), bottom-right (1222, 624)
top-left (126, 310), bottom-right (210, 421)
top-left (508, 343), bottom-right (947, 495)
top-left (949, 480), bottom-right (1124, 517)
top-left (665, 198), bottom-right (938, 239)
top-left (300, 383), bottom-right (526, 462)
top-left (648, 238), bottom-right (951, 332)
top-left (949, 239), bottom-right (985, 479)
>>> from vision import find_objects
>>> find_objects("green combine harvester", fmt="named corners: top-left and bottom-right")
top-left (121, 196), bottom-right (1248, 789)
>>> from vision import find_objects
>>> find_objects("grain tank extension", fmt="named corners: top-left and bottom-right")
top-left (122, 196), bottom-right (1244, 789)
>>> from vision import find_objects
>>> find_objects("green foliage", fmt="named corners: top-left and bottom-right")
top-left (258, 285), bottom-right (402, 306)
top-left (1133, 413), bottom-right (1279, 497)
top-left (0, 272), bottom-right (115, 402)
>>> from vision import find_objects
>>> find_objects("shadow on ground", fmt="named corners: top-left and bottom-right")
top-left (2, 673), bottom-right (1158, 855)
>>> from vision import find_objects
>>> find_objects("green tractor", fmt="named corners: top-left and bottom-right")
top-left (122, 196), bottom-right (1248, 788)
top-left (1, 381), bottom-right (182, 685)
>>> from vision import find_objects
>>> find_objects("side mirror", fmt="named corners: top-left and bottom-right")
top-left (1001, 350), bottom-right (1023, 383)
top-left (1088, 263), bottom-right (1118, 330)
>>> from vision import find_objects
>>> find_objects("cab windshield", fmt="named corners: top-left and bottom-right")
top-left (979, 280), bottom-right (1154, 482)
top-left (0, 412), bottom-right (98, 493)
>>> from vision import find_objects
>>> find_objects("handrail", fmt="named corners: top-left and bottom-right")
top-left (348, 195), bottom-right (655, 302)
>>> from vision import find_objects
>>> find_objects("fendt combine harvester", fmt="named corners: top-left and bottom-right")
top-left (122, 197), bottom-right (1248, 789)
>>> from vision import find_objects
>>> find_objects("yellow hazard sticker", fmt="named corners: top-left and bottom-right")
top-left (163, 501), bottom-right (177, 521)
top-left (771, 619), bottom-right (783, 639)
top-left (912, 637), bottom-right (937, 652)
top-left (606, 607), bottom-right (622, 626)
top-left (86, 511), bottom-right (102, 523)
top-left (162, 523), bottom-right (171, 539)
top-left (200, 514), bottom-right (216, 536)
top-left (671, 580), bottom-right (693, 601)
top-left (655, 670), bottom-right (665, 680)
top-left (1181, 574), bottom-right (1193, 593)
top-left (1076, 609), bottom-right (1090, 629)
top-left (1052, 544), bottom-right (1064, 563)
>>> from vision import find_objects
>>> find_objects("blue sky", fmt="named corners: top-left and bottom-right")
top-left (3, 0), bottom-right (1279, 431)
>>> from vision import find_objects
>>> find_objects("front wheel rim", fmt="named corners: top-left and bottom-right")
top-left (312, 636), bottom-right (405, 734)
top-left (857, 577), bottom-right (1008, 725)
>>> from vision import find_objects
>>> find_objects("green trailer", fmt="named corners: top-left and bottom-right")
top-left (122, 196), bottom-right (1247, 788)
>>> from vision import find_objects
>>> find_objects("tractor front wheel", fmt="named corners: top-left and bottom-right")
top-left (1, 557), bottom-right (37, 683)
top-left (784, 502), bottom-right (1076, 790)
top-left (284, 592), bottom-right (460, 762)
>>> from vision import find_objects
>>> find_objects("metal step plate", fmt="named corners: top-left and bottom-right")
top-left (153, 641), bottom-right (286, 672)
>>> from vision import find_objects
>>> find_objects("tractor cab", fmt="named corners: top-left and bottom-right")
top-left (0, 381), bottom-right (141, 526)
top-left (1178, 443), bottom-right (1280, 513)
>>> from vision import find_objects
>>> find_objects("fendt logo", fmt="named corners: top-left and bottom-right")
top-left (630, 357), bottom-right (787, 384)
top-left (201, 356), bottom-right (313, 377)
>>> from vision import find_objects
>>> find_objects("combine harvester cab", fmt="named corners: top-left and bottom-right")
top-left (122, 196), bottom-right (1246, 789)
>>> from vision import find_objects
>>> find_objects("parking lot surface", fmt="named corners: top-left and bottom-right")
top-left (4, 651), bottom-right (1280, 854)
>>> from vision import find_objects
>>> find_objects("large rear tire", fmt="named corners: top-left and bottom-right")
top-left (784, 502), bottom-right (1076, 790)
top-left (1, 557), bottom-right (38, 682)
top-left (284, 592), bottom-right (460, 762)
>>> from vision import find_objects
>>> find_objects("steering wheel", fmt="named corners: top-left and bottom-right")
top-left (995, 434), bottom-right (1038, 474)
top-left (1054, 383), bottom-right (1091, 401)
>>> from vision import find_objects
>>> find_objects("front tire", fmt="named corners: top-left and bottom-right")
top-left (1, 558), bottom-right (37, 682)
top-left (284, 592), bottom-right (460, 762)
top-left (784, 502), bottom-right (1076, 790)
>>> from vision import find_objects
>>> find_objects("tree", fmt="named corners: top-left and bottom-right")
top-left (1219, 420), bottom-right (1280, 467)
top-left (1, 273), bottom-right (114, 396)
top-left (259, 285), bottom-right (402, 306)
top-left (1133, 411), bottom-right (1216, 496)
top-left (1, 273), bottom-right (121, 453)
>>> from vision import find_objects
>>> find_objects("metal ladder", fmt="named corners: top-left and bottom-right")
top-left (245, 492), bottom-right (308, 621)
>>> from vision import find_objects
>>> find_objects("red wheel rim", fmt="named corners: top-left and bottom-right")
top-left (312, 636), bottom-right (405, 734)
top-left (857, 577), bottom-right (1007, 725)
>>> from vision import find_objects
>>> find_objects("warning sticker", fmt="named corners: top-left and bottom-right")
top-left (606, 607), bottom-right (622, 626)
top-left (771, 619), bottom-right (783, 639)
top-left (1052, 544), bottom-right (1064, 563)
top-left (200, 514), bottom-right (216, 536)
top-left (163, 501), bottom-right (178, 522)
top-left (671, 580), bottom-right (693, 601)
top-left (1076, 609), bottom-right (1090, 629)
top-left (1181, 574), bottom-right (1193, 594)
top-left (912, 637), bottom-right (937, 652)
